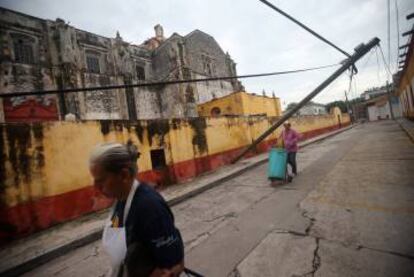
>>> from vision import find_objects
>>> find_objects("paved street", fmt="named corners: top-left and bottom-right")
top-left (23, 121), bottom-right (414, 277)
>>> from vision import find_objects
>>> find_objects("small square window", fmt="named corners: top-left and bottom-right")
top-left (136, 66), bottom-right (145, 80)
top-left (86, 55), bottom-right (100, 73)
top-left (14, 42), bottom-right (34, 64)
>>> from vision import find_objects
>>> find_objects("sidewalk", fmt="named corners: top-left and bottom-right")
top-left (0, 124), bottom-right (354, 276)
top-left (397, 118), bottom-right (414, 143)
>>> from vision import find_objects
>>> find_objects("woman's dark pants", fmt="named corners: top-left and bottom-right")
top-left (287, 152), bottom-right (297, 175)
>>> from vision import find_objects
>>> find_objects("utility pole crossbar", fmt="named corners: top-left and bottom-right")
top-left (231, 37), bottom-right (380, 164)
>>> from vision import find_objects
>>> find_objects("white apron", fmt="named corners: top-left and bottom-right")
top-left (102, 180), bottom-right (139, 277)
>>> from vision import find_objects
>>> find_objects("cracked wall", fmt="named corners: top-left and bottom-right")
top-left (1, 8), bottom-right (241, 122)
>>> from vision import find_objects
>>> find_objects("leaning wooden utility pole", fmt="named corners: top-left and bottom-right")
top-left (344, 90), bottom-right (353, 123)
top-left (231, 37), bottom-right (380, 164)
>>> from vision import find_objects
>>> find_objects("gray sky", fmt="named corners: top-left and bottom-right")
top-left (1, 0), bottom-right (413, 107)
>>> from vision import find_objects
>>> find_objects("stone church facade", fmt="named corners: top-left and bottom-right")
top-left (0, 7), bottom-right (242, 122)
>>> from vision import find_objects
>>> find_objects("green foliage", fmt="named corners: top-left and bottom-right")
top-left (325, 101), bottom-right (347, 113)
top-left (325, 97), bottom-right (364, 113)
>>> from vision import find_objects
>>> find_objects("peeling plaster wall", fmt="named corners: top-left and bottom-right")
top-left (152, 35), bottom-right (198, 118)
top-left (193, 72), bottom-right (234, 103)
top-left (0, 9), bottom-right (59, 122)
top-left (185, 30), bottom-right (230, 77)
top-left (0, 112), bottom-right (350, 243)
top-left (184, 30), bottom-right (239, 104)
top-left (133, 87), bottom-right (163, 119)
top-left (0, 8), bottom-right (242, 122)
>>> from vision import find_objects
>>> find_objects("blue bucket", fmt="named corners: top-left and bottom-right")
top-left (268, 148), bottom-right (287, 180)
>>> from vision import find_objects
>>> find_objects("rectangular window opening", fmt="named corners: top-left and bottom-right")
top-left (150, 149), bottom-right (167, 170)
top-left (86, 55), bottom-right (100, 73)
top-left (136, 65), bottom-right (146, 80)
top-left (14, 42), bottom-right (34, 64)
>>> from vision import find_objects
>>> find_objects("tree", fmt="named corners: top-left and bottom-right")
top-left (284, 102), bottom-right (298, 115)
top-left (325, 97), bottom-right (364, 113)
top-left (286, 102), bottom-right (298, 111)
top-left (325, 100), bottom-right (347, 113)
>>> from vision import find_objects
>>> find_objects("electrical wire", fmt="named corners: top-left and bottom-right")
top-left (378, 45), bottom-right (394, 79)
top-left (0, 63), bottom-right (340, 98)
top-left (375, 47), bottom-right (382, 83)
top-left (258, 0), bottom-right (351, 58)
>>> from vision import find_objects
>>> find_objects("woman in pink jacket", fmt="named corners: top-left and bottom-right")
top-left (280, 121), bottom-right (301, 181)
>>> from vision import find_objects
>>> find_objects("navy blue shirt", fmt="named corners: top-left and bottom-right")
top-left (112, 183), bottom-right (184, 269)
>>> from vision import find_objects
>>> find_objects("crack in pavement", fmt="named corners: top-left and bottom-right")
top-left (184, 231), bottom-right (210, 249)
top-left (302, 210), bottom-right (316, 236)
top-left (273, 229), bottom-right (307, 237)
top-left (272, 229), bottom-right (321, 277)
top-left (356, 245), bottom-right (414, 260)
top-left (299, 197), bottom-right (414, 263)
top-left (184, 213), bottom-right (237, 251)
top-left (203, 212), bottom-right (237, 223)
top-left (227, 268), bottom-right (241, 277)
top-left (310, 238), bottom-right (321, 277)
top-left (250, 190), bottom-right (278, 208)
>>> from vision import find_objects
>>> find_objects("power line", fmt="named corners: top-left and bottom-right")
top-left (258, 0), bottom-right (351, 58)
top-left (0, 63), bottom-right (339, 98)
top-left (375, 46), bottom-right (381, 83)
top-left (378, 45), bottom-right (394, 79)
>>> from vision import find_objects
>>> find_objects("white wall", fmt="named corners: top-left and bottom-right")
top-left (368, 102), bottom-right (392, 121)
top-left (368, 105), bottom-right (379, 121)
top-left (193, 73), bottom-right (234, 104)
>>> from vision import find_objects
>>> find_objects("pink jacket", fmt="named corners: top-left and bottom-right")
top-left (281, 129), bottom-right (301, 153)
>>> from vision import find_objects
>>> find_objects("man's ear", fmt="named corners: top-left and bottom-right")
top-left (120, 167), bottom-right (131, 182)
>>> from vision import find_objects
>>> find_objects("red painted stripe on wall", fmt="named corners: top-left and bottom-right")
top-left (0, 186), bottom-right (112, 243)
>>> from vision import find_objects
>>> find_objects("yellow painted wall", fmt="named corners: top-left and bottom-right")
top-left (198, 91), bottom-right (282, 117)
top-left (1, 111), bottom-right (349, 209)
top-left (396, 41), bottom-right (414, 119)
top-left (240, 92), bottom-right (282, 117)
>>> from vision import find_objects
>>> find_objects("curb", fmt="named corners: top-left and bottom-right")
top-left (1, 125), bottom-right (354, 277)
top-left (299, 124), bottom-right (355, 148)
top-left (397, 120), bottom-right (414, 143)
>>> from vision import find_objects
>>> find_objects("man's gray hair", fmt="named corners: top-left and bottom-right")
top-left (90, 140), bottom-right (140, 176)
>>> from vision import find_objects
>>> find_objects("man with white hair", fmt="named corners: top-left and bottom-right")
top-left (89, 141), bottom-right (184, 277)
